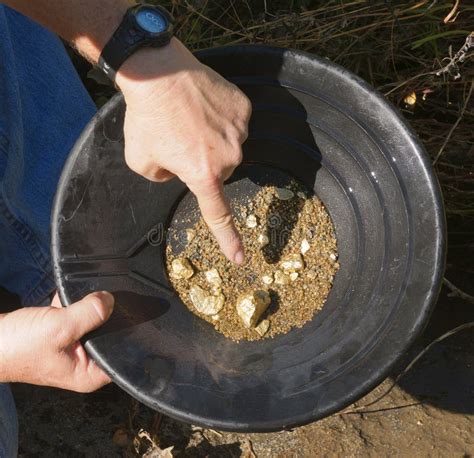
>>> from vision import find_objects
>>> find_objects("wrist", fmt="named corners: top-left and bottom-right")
top-left (116, 37), bottom-right (201, 98)
top-left (0, 313), bottom-right (12, 382)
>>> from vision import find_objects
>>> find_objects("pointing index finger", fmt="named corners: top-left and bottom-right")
top-left (188, 179), bottom-right (244, 264)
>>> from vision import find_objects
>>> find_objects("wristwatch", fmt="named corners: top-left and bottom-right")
top-left (98, 4), bottom-right (174, 82)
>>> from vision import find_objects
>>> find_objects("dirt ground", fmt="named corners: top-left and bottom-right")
top-left (10, 245), bottom-right (474, 457)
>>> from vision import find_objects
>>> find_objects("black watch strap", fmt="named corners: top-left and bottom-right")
top-left (98, 5), bottom-right (174, 82)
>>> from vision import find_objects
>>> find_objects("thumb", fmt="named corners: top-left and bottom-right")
top-left (62, 291), bottom-right (115, 343)
top-left (188, 179), bottom-right (245, 264)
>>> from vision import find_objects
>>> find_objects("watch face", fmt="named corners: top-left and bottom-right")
top-left (135, 7), bottom-right (168, 34)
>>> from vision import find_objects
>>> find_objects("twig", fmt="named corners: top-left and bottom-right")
top-left (443, 0), bottom-right (460, 23)
top-left (433, 79), bottom-right (474, 164)
top-left (343, 401), bottom-right (422, 415)
top-left (206, 428), bottom-right (223, 437)
top-left (436, 32), bottom-right (474, 78)
top-left (382, 71), bottom-right (436, 96)
top-left (340, 321), bottom-right (474, 414)
top-left (444, 277), bottom-right (474, 303)
top-left (243, 438), bottom-right (257, 458)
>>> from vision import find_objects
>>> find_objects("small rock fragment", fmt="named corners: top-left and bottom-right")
top-left (171, 258), bottom-right (194, 280)
top-left (274, 270), bottom-right (290, 285)
top-left (185, 228), bottom-right (196, 243)
top-left (300, 239), bottom-right (310, 255)
top-left (307, 270), bottom-right (318, 280)
top-left (255, 319), bottom-right (270, 336)
top-left (257, 233), bottom-right (270, 247)
top-left (202, 295), bottom-right (225, 315)
top-left (262, 274), bottom-right (274, 285)
top-left (275, 187), bottom-right (295, 200)
top-left (211, 314), bottom-right (220, 321)
top-left (404, 91), bottom-right (417, 106)
top-left (205, 268), bottom-right (222, 287)
top-left (280, 253), bottom-right (305, 272)
top-left (246, 214), bottom-right (258, 228)
top-left (329, 253), bottom-right (338, 261)
top-left (189, 285), bottom-right (207, 309)
top-left (189, 285), bottom-right (224, 315)
top-left (289, 272), bottom-right (299, 282)
top-left (236, 290), bottom-right (271, 328)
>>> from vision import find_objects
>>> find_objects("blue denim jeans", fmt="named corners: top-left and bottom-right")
top-left (0, 5), bottom-right (96, 456)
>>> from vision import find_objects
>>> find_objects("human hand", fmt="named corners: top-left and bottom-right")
top-left (116, 38), bottom-right (252, 264)
top-left (0, 292), bottom-right (114, 392)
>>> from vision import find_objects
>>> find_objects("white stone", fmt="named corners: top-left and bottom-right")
top-left (262, 274), bottom-right (274, 285)
top-left (257, 233), bottom-right (270, 247)
top-left (246, 214), bottom-right (258, 228)
top-left (280, 253), bottom-right (305, 272)
top-left (301, 239), bottom-right (310, 255)
top-left (290, 272), bottom-right (299, 282)
top-left (205, 268), bottom-right (222, 287)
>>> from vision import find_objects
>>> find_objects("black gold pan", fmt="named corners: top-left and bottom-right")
top-left (52, 45), bottom-right (446, 432)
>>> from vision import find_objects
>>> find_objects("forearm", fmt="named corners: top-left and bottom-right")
top-left (0, 313), bottom-right (9, 382)
top-left (2, 0), bottom-right (135, 63)
top-left (2, 0), bottom-right (186, 92)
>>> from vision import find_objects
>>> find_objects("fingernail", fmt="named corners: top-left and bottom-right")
top-left (234, 250), bottom-right (245, 265)
top-left (100, 291), bottom-right (115, 308)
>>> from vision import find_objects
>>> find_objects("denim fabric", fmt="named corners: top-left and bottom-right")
top-left (0, 385), bottom-right (17, 458)
top-left (0, 5), bottom-right (97, 456)
top-left (0, 5), bottom-right (96, 306)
